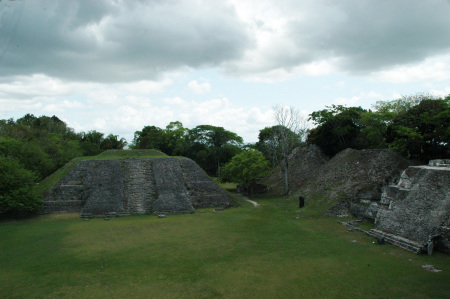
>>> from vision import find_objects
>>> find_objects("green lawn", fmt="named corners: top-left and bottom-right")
top-left (1, 195), bottom-right (449, 298)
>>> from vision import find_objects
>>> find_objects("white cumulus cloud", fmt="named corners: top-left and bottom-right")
top-left (188, 80), bottom-right (211, 94)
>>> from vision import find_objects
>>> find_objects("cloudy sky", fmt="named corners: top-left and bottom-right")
top-left (1, 0), bottom-right (450, 144)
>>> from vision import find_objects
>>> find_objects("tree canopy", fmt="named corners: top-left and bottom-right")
top-left (307, 105), bottom-right (367, 157)
top-left (0, 156), bottom-right (42, 216)
top-left (219, 150), bottom-right (270, 196)
top-left (132, 123), bottom-right (243, 175)
top-left (306, 93), bottom-right (449, 162)
top-left (257, 125), bottom-right (300, 167)
top-left (385, 97), bottom-right (449, 161)
top-left (262, 105), bottom-right (307, 194)
top-left (0, 114), bottom-right (126, 216)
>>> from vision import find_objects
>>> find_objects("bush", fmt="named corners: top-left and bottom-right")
top-left (220, 150), bottom-right (270, 195)
top-left (0, 156), bottom-right (42, 216)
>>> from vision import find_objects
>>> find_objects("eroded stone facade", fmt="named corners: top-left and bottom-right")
top-left (43, 158), bottom-right (232, 217)
top-left (369, 160), bottom-right (450, 254)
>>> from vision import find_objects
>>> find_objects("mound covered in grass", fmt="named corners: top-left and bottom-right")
top-left (299, 148), bottom-right (414, 217)
top-left (96, 149), bottom-right (169, 159)
top-left (263, 146), bottom-right (415, 217)
top-left (262, 145), bottom-right (329, 195)
top-left (36, 149), bottom-right (168, 197)
top-left (42, 151), bottom-right (232, 217)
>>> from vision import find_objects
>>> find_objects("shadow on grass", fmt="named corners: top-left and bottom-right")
top-left (1, 195), bottom-right (449, 298)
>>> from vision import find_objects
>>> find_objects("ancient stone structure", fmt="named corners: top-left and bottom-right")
top-left (267, 144), bottom-right (448, 254)
top-left (43, 158), bottom-right (232, 217)
top-left (368, 160), bottom-right (450, 254)
top-left (291, 148), bottom-right (414, 218)
top-left (262, 144), bottom-right (329, 194)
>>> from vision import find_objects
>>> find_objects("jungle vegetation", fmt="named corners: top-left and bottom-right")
top-left (1, 93), bottom-right (448, 216)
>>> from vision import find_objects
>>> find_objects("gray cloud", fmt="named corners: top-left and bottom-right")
top-left (286, 0), bottom-right (450, 73)
top-left (0, 0), bottom-right (252, 82)
top-left (1, 0), bottom-right (450, 82)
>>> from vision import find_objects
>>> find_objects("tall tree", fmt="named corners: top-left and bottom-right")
top-left (100, 134), bottom-right (127, 150)
top-left (269, 105), bottom-right (307, 195)
top-left (188, 125), bottom-right (243, 175)
top-left (165, 121), bottom-right (188, 155)
top-left (257, 125), bottom-right (299, 167)
top-left (131, 126), bottom-right (166, 150)
top-left (79, 130), bottom-right (105, 156)
top-left (81, 130), bottom-right (104, 146)
top-left (308, 105), bottom-right (367, 156)
top-left (372, 92), bottom-right (438, 115)
top-left (360, 93), bottom-right (441, 150)
top-left (386, 97), bottom-right (449, 161)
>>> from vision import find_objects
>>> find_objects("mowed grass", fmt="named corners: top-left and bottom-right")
top-left (1, 195), bottom-right (449, 298)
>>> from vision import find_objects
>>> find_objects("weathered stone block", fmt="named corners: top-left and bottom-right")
top-left (374, 165), bottom-right (450, 247)
top-left (80, 160), bottom-right (125, 216)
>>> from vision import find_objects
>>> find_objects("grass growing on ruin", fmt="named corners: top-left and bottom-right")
top-left (1, 195), bottom-right (449, 298)
top-left (35, 149), bottom-right (168, 196)
top-left (96, 149), bottom-right (168, 159)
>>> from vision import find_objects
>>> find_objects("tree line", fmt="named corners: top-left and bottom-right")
top-left (1, 92), bottom-right (448, 216)
top-left (307, 93), bottom-right (449, 161)
top-left (131, 122), bottom-right (243, 175)
top-left (249, 93), bottom-right (448, 195)
top-left (0, 114), bottom-right (126, 216)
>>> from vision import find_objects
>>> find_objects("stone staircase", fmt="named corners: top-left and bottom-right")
top-left (43, 157), bottom-right (232, 217)
top-left (368, 229), bottom-right (425, 253)
top-left (151, 158), bottom-right (194, 214)
top-left (370, 159), bottom-right (450, 254)
top-left (372, 169), bottom-right (426, 254)
top-left (122, 159), bottom-right (155, 215)
top-left (338, 221), bottom-right (425, 254)
top-left (380, 185), bottom-right (410, 206)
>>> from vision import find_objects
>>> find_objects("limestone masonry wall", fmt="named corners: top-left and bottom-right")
top-left (43, 158), bottom-right (231, 217)
top-left (370, 159), bottom-right (450, 254)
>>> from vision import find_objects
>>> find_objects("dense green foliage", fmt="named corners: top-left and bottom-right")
top-left (219, 150), bottom-right (270, 195)
top-left (307, 93), bottom-right (450, 161)
top-left (256, 125), bottom-right (302, 166)
top-left (132, 123), bottom-right (243, 175)
top-left (1, 196), bottom-right (449, 298)
top-left (0, 156), bottom-right (41, 216)
top-left (308, 105), bottom-right (366, 156)
top-left (1, 92), bottom-right (448, 217)
top-left (0, 114), bottom-right (126, 216)
top-left (384, 97), bottom-right (449, 161)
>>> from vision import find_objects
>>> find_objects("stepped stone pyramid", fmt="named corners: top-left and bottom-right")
top-left (43, 158), bottom-right (232, 217)
top-left (369, 159), bottom-right (450, 254)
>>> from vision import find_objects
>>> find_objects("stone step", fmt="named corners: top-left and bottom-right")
top-left (380, 185), bottom-right (410, 206)
top-left (60, 181), bottom-right (83, 186)
top-left (43, 200), bottom-right (84, 214)
top-left (121, 160), bottom-right (154, 214)
top-left (368, 229), bottom-right (425, 254)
